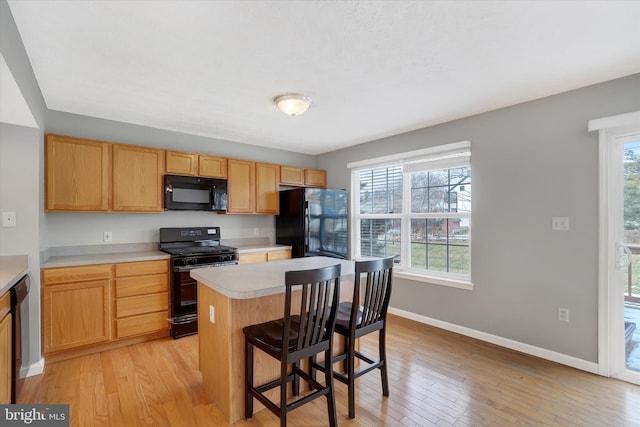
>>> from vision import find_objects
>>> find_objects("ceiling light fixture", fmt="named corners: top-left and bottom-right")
top-left (274, 93), bottom-right (312, 116)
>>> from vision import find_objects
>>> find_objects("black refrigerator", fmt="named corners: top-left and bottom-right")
top-left (276, 188), bottom-right (348, 259)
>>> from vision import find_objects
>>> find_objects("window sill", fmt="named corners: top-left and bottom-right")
top-left (393, 270), bottom-right (474, 290)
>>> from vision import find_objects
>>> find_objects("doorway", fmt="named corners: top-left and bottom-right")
top-left (592, 111), bottom-right (640, 384)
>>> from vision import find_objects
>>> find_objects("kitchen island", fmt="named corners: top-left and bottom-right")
top-left (191, 256), bottom-right (355, 424)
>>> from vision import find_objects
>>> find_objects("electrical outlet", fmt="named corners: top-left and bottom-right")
top-left (551, 217), bottom-right (570, 231)
top-left (254, 227), bottom-right (259, 236)
top-left (558, 307), bottom-right (570, 322)
top-left (103, 231), bottom-right (112, 242)
top-left (209, 305), bottom-right (215, 323)
top-left (2, 212), bottom-right (16, 227)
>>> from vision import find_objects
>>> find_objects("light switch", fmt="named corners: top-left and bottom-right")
top-left (2, 212), bottom-right (16, 227)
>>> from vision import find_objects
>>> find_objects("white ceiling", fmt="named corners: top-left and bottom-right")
top-left (6, 0), bottom-right (640, 155)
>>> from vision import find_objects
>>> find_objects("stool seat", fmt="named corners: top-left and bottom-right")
top-left (243, 316), bottom-right (301, 356)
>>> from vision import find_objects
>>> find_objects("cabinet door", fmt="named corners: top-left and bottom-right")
top-left (45, 134), bottom-right (111, 211)
top-left (112, 144), bottom-right (165, 212)
top-left (227, 159), bottom-right (255, 213)
top-left (43, 280), bottom-right (111, 353)
top-left (280, 165), bottom-right (304, 186)
top-left (166, 150), bottom-right (198, 176)
top-left (0, 311), bottom-right (10, 404)
top-left (304, 169), bottom-right (327, 188)
top-left (199, 155), bottom-right (228, 178)
top-left (255, 162), bottom-right (280, 214)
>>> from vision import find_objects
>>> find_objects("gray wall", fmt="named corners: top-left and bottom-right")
top-left (1, 0), bottom-right (47, 372)
top-left (318, 73), bottom-right (640, 362)
top-left (0, 124), bottom-right (43, 373)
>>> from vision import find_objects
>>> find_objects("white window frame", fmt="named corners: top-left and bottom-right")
top-left (349, 141), bottom-right (474, 290)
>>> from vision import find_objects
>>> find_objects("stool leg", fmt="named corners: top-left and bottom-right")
top-left (245, 338), bottom-right (254, 419)
top-left (346, 335), bottom-right (356, 418)
top-left (380, 328), bottom-right (389, 396)
top-left (325, 348), bottom-right (337, 427)
top-left (293, 361), bottom-right (300, 396)
top-left (280, 359), bottom-right (288, 427)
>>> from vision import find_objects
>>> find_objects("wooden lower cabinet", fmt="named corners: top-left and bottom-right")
top-left (41, 260), bottom-right (169, 358)
top-left (113, 260), bottom-right (169, 339)
top-left (238, 249), bottom-right (291, 264)
top-left (0, 292), bottom-right (11, 404)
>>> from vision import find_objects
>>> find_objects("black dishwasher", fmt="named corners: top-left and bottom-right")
top-left (10, 275), bottom-right (29, 403)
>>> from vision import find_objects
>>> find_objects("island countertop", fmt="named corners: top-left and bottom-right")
top-left (191, 256), bottom-right (355, 299)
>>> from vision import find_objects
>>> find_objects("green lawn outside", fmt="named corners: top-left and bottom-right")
top-left (367, 241), bottom-right (469, 275)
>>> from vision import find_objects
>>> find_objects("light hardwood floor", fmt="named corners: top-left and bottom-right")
top-left (20, 314), bottom-right (640, 426)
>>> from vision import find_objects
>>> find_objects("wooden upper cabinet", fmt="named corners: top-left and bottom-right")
top-left (166, 151), bottom-right (227, 179)
top-left (227, 159), bottom-right (255, 213)
top-left (46, 134), bottom-right (111, 211)
top-left (280, 165), bottom-right (327, 188)
top-left (166, 150), bottom-right (198, 176)
top-left (280, 165), bottom-right (305, 186)
top-left (198, 155), bottom-right (227, 178)
top-left (255, 162), bottom-right (280, 214)
top-left (305, 168), bottom-right (327, 188)
top-left (112, 144), bottom-right (165, 212)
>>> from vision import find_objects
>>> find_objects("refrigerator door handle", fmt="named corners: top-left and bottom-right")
top-left (304, 201), bottom-right (309, 253)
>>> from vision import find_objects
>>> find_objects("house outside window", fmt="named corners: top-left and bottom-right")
top-left (349, 141), bottom-right (472, 288)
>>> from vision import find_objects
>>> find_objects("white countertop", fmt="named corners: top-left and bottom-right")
top-left (0, 255), bottom-right (29, 296)
top-left (191, 256), bottom-right (355, 299)
top-left (41, 251), bottom-right (170, 268)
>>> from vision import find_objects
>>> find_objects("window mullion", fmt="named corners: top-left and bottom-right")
top-left (402, 166), bottom-right (411, 270)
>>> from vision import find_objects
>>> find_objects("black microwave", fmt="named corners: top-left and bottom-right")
top-left (164, 174), bottom-right (228, 212)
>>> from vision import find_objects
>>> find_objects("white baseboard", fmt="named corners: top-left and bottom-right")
top-left (21, 357), bottom-right (45, 378)
top-left (388, 307), bottom-right (600, 375)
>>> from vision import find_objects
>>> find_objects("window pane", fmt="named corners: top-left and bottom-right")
top-left (359, 167), bottom-right (403, 214)
top-left (360, 218), bottom-right (401, 261)
top-left (451, 166), bottom-right (471, 213)
top-left (410, 218), bottom-right (469, 274)
top-left (411, 167), bottom-right (471, 213)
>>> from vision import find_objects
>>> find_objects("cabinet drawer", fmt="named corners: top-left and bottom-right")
top-left (115, 260), bottom-right (168, 277)
top-left (116, 292), bottom-right (168, 318)
top-left (0, 292), bottom-right (10, 320)
top-left (116, 311), bottom-right (168, 338)
top-left (115, 274), bottom-right (168, 298)
top-left (238, 252), bottom-right (267, 264)
top-left (43, 264), bottom-right (112, 285)
top-left (267, 250), bottom-right (291, 261)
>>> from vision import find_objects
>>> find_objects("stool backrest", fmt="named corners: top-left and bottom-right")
top-left (284, 264), bottom-right (341, 357)
top-left (353, 257), bottom-right (394, 329)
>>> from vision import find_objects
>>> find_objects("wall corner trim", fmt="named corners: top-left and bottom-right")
top-left (22, 357), bottom-right (45, 378)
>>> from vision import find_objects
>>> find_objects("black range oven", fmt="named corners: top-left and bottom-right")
top-left (159, 226), bottom-right (238, 338)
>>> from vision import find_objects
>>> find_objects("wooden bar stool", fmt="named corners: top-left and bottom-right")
top-left (314, 256), bottom-right (393, 418)
top-left (243, 264), bottom-right (342, 427)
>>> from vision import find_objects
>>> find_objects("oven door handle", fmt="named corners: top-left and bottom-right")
top-left (174, 261), bottom-right (237, 272)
